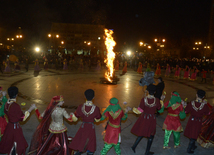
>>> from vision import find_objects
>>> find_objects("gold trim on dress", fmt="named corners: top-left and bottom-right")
top-left (171, 103), bottom-right (181, 110)
top-left (109, 109), bottom-right (121, 120)
top-left (168, 113), bottom-right (178, 117)
top-left (109, 122), bottom-right (120, 128)
top-left (48, 127), bottom-right (67, 133)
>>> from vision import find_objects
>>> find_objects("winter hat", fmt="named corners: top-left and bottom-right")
top-left (8, 86), bottom-right (18, 99)
top-left (84, 89), bottom-right (95, 101)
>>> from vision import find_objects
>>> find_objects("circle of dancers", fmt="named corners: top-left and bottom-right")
top-left (0, 84), bottom-right (213, 155)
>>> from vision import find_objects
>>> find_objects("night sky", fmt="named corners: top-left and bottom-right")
top-left (0, 0), bottom-right (212, 49)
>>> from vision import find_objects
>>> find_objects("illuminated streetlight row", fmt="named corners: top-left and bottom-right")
top-left (154, 38), bottom-right (165, 42)
top-left (48, 34), bottom-right (59, 38)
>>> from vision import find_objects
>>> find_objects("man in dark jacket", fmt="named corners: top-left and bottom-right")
top-left (155, 77), bottom-right (165, 117)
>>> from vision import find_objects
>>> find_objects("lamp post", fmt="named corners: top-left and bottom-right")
top-left (48, 34), bottom-right (59, 54)
top-left (6, 38), bottom-right (15, 53)
top-left (193, 41), bottom-right (203, 58)
top-left (154, 38), bottom-right (165, 58)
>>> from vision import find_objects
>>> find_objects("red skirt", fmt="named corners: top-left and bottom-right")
top-left (35, 132), bottom-right (70, 155)
top-left (104, 124), bottom-right (120, 145)
top-left (0, 115), bottom-right (7, 137)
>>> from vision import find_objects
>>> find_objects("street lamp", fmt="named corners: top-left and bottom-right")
top-left (16, 35), bottom-right (22, 38)
top-left (48, 34), bottom-right (60, 53)
top-left (127, 51), bottom-right (131, 56)
top-left (154, 38), bottom-right (165, 57)
top-left (61, 41), bottom-right (64, 44)
top-left (35, 47), bottom-right (40, 52)
top-left (139, 42), bottom-right (144, 46)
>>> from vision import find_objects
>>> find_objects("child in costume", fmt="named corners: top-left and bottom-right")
top-left (183, 65), bottom-right (190, 79)
top-left (131, 84), bottom-right (162, 155)
top-left (165, 64), bottom-right (170, 77)
top-left (158, 91), bottom-right (186, 149)
top-left (0, 87), bottom-right (7, 141)
top-left (137, 62), bottom-right (143, 73)
top-left (174, 65), bottom-right (180, 78)
top-left (122, 61), bottom-right (127, 75)
top-left (28, 95), bottom-right (73, 155)
top-left (201, 69), bottom-right (207, 83)
top-left (146, 63), bottom-right (151, 72)
top-left (155, 63), bottom-right (161, 76)
top-left (190, 66), bottom-right (198, 81)
top-left (34, 59), bottom-right (41, 71)
top-left (69, 89), bottom-right (101, 155)
top-left (0, 86), bottom-right (35, 155)
top-left (97, 97), bottom-right (128, 155)
top-left (184, 90), bottom-right (210, 154)
top-left (4, 58), bottom-right (11, 73)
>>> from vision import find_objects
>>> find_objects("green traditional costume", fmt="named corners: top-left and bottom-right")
top-left (158, 91), bottom-right (186, 148)
top-left (0, 94), bottom-right (8, 141)
top-left (100, 98), bottom-right (127, 155)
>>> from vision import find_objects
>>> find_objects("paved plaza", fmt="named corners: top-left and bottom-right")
top-left (0, 65), bottom-right (214, 155)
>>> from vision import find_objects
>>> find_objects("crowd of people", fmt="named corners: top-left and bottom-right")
top-left (0, 81), bottom-right (213, 155)
top-left (1, 52), bottom-right (214, 84)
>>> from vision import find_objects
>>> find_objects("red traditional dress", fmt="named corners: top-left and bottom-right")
top-left (155, 64), bottom-right (161, 76)
top-left (131, 97), bottom-right (161, 137)
top-left (162, 101), bottom-right (183, 132)
top-left (69, 102), bottom-right (101, 153)
top-left (122, 62), bottom-right (127, 74)
top-left (183, 66), bottom-right (189, 79)
top-left (0, 101), bottom-right (28, 155)
top-left (174, 65), bottom-right (180, 77)
top-left (29, 96), bottom-right (72, 155)
top-left (190, 67), bottom-right (198, 81)
top-left (184, 101), bottom-right (210, 139)
top-left (165, 64), bottom-right (170, 77)
top-left (103, 109), bottom-right (125, 145)
top-left (137, 62), bottom-right (143, 73)
top-left (201, 70), bottom-right (207, 78)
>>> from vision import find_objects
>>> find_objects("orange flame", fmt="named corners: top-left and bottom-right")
top-left (104, 29), bottom-right (116, 82)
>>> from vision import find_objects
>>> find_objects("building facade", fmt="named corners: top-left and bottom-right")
top-left (49, 23), bottom-right (106, 55)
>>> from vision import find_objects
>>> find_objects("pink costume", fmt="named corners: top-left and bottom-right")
top-left (165, 64), bottom-right (170, 77)
top-left (183, 66), bottom-right (190, 79)
top-left (174, 66), bottom-right (180, 77)
top-left (190, 67), bottom-right (198, 81)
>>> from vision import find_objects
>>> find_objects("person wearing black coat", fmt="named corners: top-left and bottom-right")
top-left (155, 77), bottom-right (165, 117)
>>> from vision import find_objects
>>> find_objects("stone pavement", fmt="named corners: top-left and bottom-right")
top-left (0, 65), bottom-right (214, 155)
